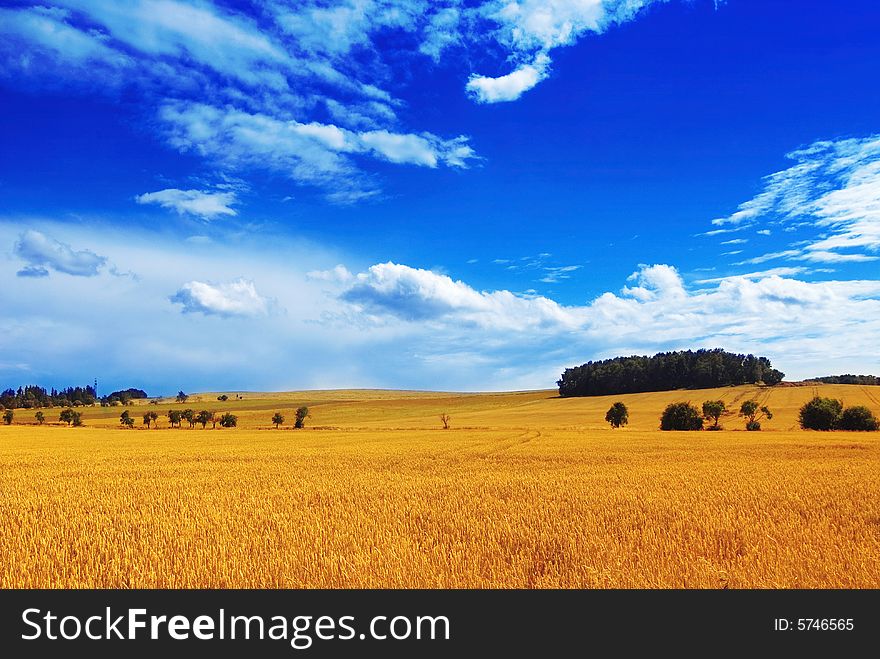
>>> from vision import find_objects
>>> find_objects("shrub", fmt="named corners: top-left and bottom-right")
top-left (219, 412), bottom-right (237, 428)
top-left (295, 406), bottom-right (310, 429)
top-left (702, 400), bottom-right (725, 429)
top-left (196, 410), bottom-right (213, 429)
top-left (660, 402), bottom-right (704, 431)
top-left (605, 402), bottom-right (629, 429)
top-left (798, 397), bottom-right (842, 431)
top-left (838, 406), bottom-right (879, 431)
top-left (739, 400), bottom-right (772, 431)
top-left (35, 411), bottom-right (45, 425)
top-left (217, 394), bottom-right (229, 402)
top-left (59, 408), bottom-right (75, 426)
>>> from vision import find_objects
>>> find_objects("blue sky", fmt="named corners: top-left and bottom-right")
top-left (2, 0), bottom-right (879, 394)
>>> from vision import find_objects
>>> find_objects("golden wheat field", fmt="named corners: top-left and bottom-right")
top-left (1, 383), bottom-right (879, 588)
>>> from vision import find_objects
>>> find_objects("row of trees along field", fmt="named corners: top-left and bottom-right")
top-left (558, 349), bottom-right (785, 397)
top-left (0, 385), bottom-right (149, 409)
top-left (603, 398), bottom-right (879, 431)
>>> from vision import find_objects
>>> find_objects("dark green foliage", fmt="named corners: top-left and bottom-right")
top-left (557, 349), bottom-right (784, 397)
top-left (799, 397), bottom-right (843, 430)
top-left (142, 410), bottom-right (158, 428)
top-left (167, 410), bottom-right (182, 427)
top-left (34, 411), bottom-right (45, 425)
top-left (660, 402), bottom-right (704, 431)
top-left (59, 408), bottom-right (75, 426)
top-left (219, 412), bottom-right (237, 428)
top-left (739, 400), bottom-right (772, 430)
top-left (605, 402), bottom-right (629, 428)
top-left (120, 410), bottom-right (134, 428)
top-left (196, 410), bottom-right (212, 428)
top-left (812, 374), bottom-right (879, 386)
top-left (103, 388), bottom-right (148, 405)
top-left (71, 411), bottom-right (83, 427)
top-left (272, 412), bottom-right (285, 428)
top-left (176, 391), bottom-right (189, 403)
top-left (2, 409), bottom-right (13, 425)
top-left (837, 406), bottom-right (879, 431)
top-left (0, 384), bottom-right (97, 409)
top-left (181, 409), bottom-right (195, 428)
top-left (702, 400), bottom-right (726, 429)
top-left (294, 406), bottom-right (310, 429)
top-left (217, 394), bottom-right (229, 401)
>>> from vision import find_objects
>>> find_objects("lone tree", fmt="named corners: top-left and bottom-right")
top-left (120, 410), bottom-right (134, 428)
top-left (2, 409), bottom-right (13, 425)
top-left (605, 402), bottom-right (629, 429)
top-left (196, 410), bottom-right (212, 429)
top-left (182, 409), bottom-right (195, 429)
top-left (167, 410), bottom-right (182, 428)
top-left (35, 410), bottom-right (45, 425)
top-left (272, 412), bottom-right (285, 429)
top-left (702, 400), bottom-right (726, 430)
top-left (837, 405), bottom-right (879, 431)
top-left (439, 413), bottom-right (451, 430)
top-left (219, 412), bottom-right (237, 428)
top-left (176, 391), bottom-right (189, 403)
top-left (295, 406), bottom-right (310, 429)
top-left (660, 402), bottom-right (704, 431)
top-left (798, 397), bottom-right (842, 431)
top-left (739, 400), bottom-right (772, 431)
top-left (59, 408), bottom-right (75, 426)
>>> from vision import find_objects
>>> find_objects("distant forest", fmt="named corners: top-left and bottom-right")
top-left (557, 349), bottom-right (785, 397)
top-left (0, 386), bottom-right (147, 409)
top-left (810, 374), bottom-right (879, 385)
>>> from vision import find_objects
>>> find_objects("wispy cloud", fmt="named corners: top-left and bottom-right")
top-left (712, 134), bottom-right (880, 265)
top-left (467, 53), bottom-right (551, 104)
top-left (136, 188), bottom-right (238, 220)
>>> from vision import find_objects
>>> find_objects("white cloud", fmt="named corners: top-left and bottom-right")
top-left (306, 264), bottom-right (355, 283)
top-left (466, 53), bottom-right (551, 103)
top-left (712, 134), bottom-right (880, 265)
top-left (329, 261), bottom-right (880, 381)
top-left (720, 238), bottom-right (748, 245)
top-left (169, 278), bottom-right (269, 317)
top-left (135, 188), bottom-right (238, 220)
top-left (159, 102), bottom-right (477, 201)
top-left (464, 1), bottom-right (664, 101)
top-left (14, 229), bottom-right (106, 277)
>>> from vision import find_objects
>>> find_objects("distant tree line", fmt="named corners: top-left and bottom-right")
top-left (0, 385), bottom-right (97, 409)
top-left (0, 385), bottom-right (151, 409)
top-left (810, 374), bottom-right (879, 386)
top-left (558, 349), bottom-right (784, 397)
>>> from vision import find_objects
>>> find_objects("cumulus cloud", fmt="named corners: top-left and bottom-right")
top-left (169, 278), bottom-right (269, 317)
top-left (330, 261), bottom-right (880, 379)
top-left (135, 188), bottom-right (238, 220)
top-left (712, 134), bottom-right (880, 265)
top-left (466, 53), bottom-right (551, 103)
top-left (14, 229), bottom-right (106, 277)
